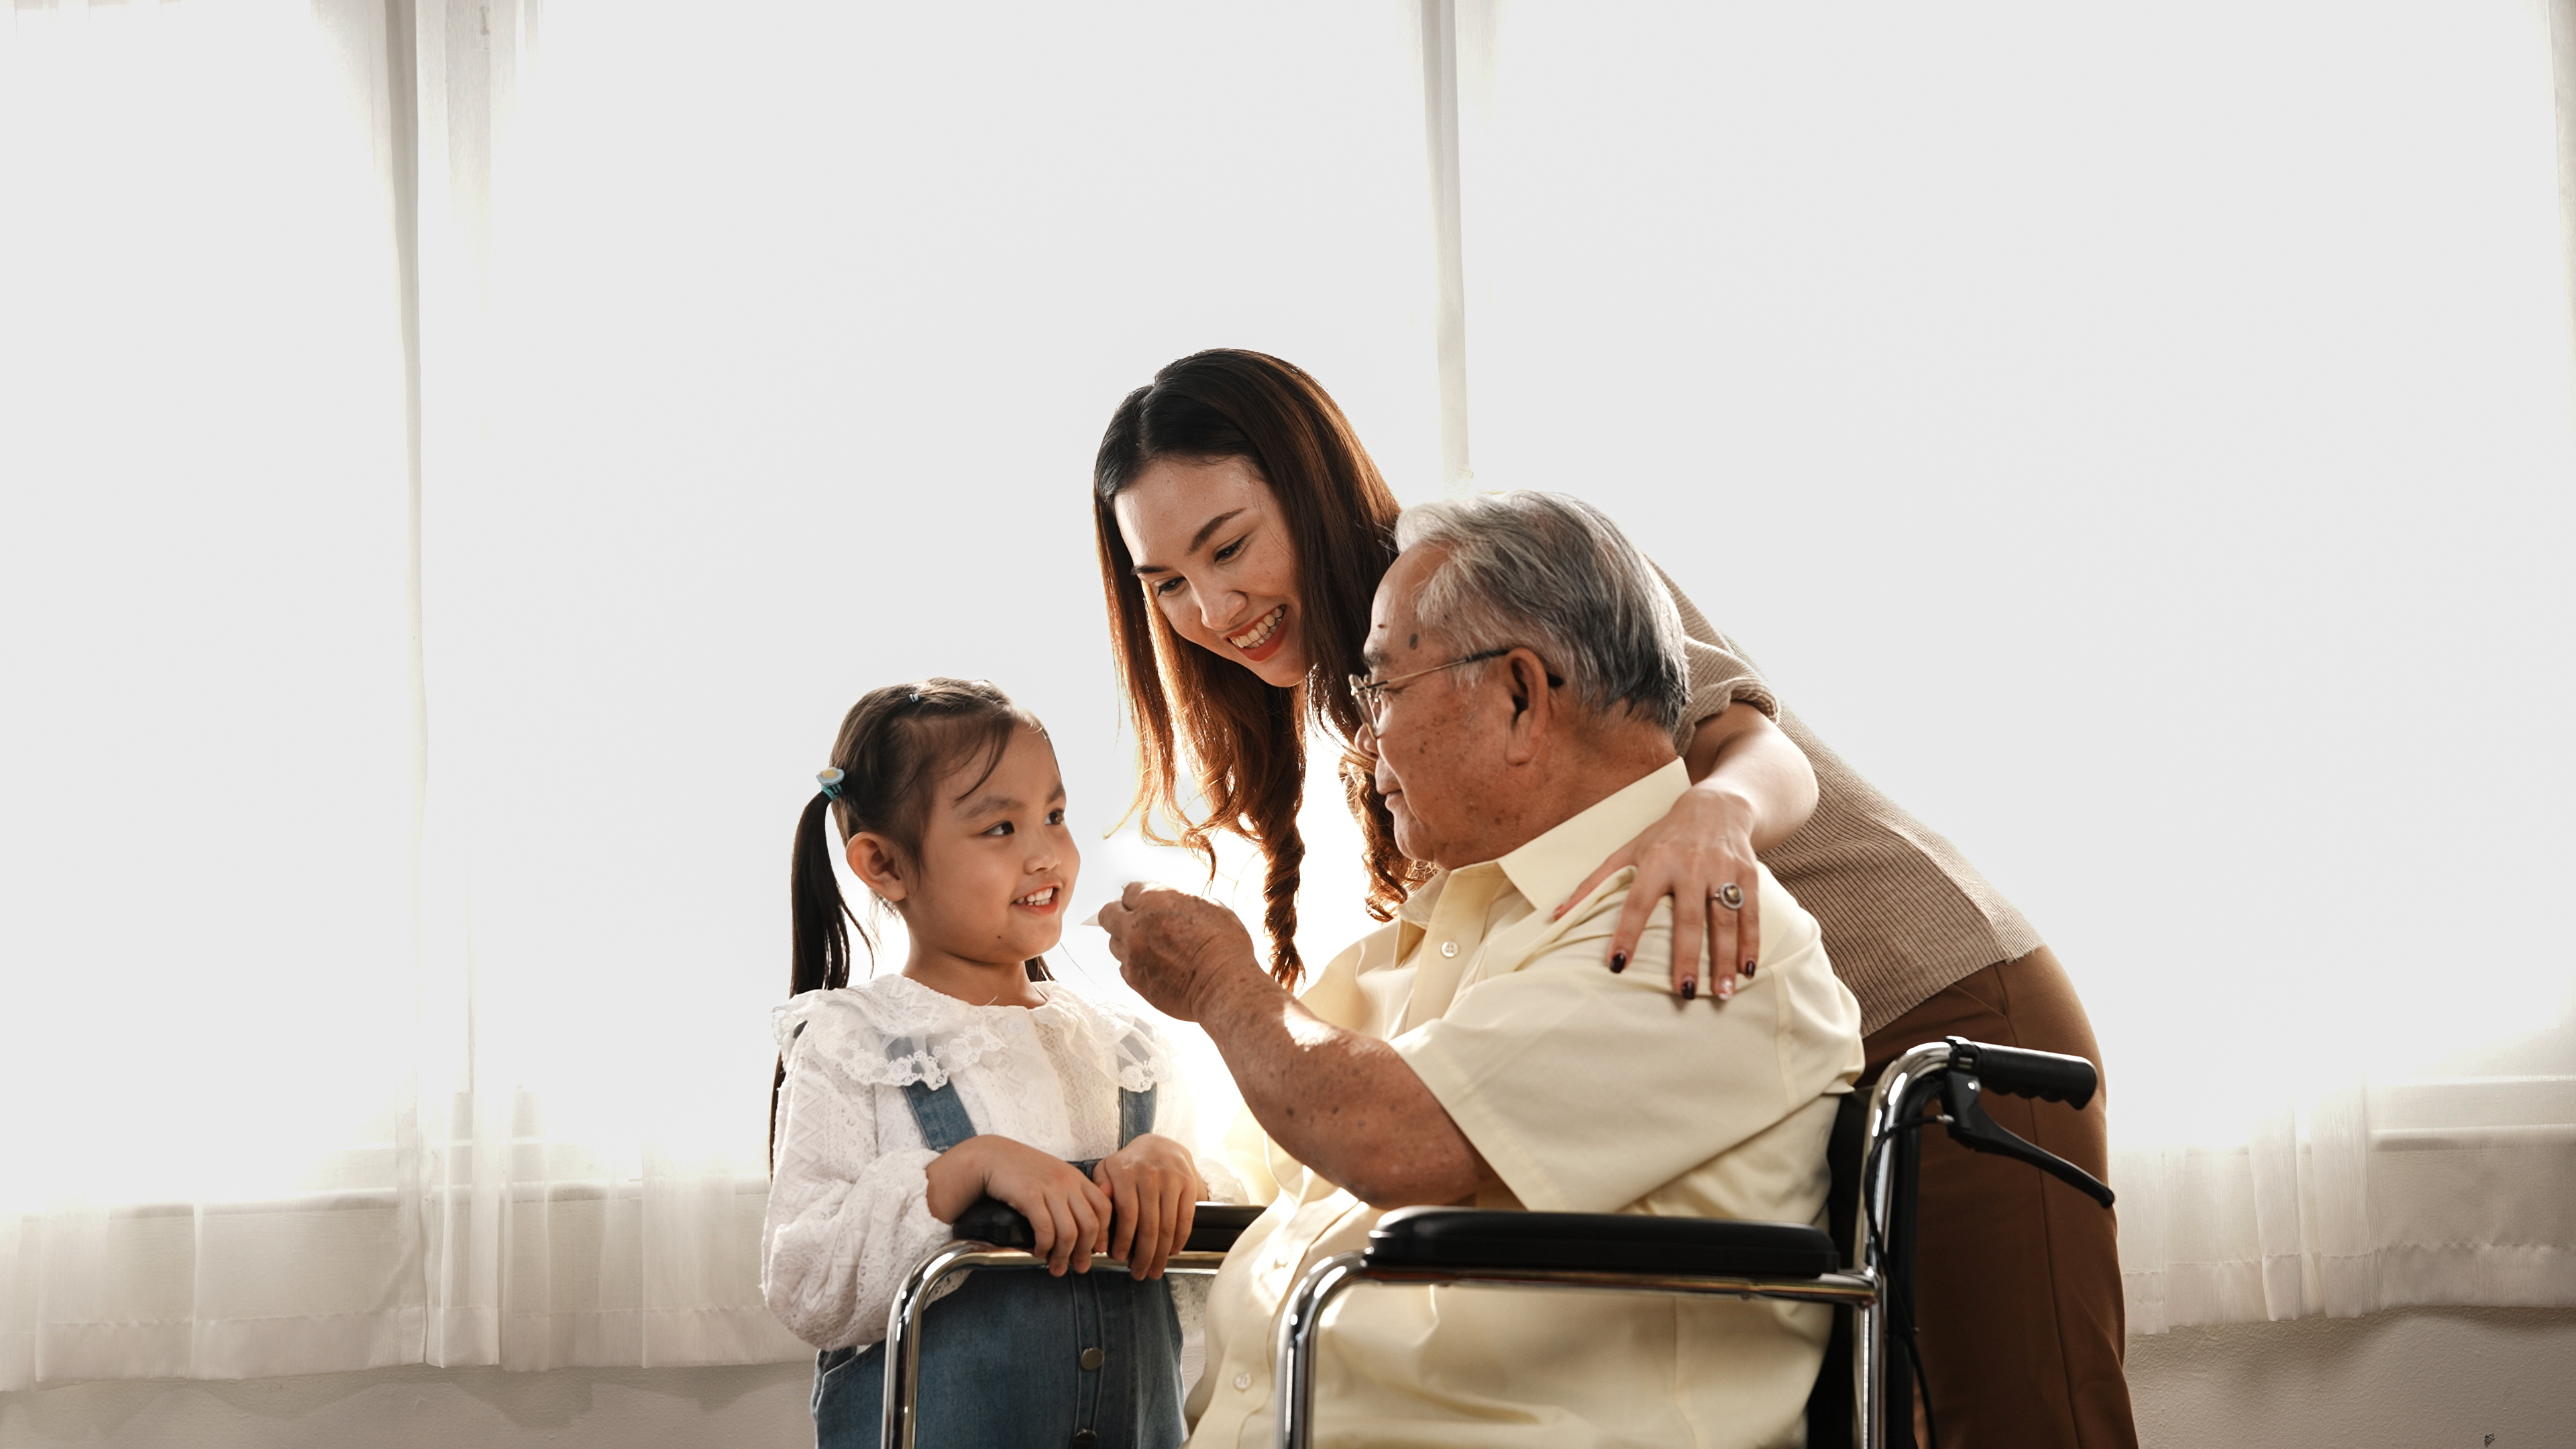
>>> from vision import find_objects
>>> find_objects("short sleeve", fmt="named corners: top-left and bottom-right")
top-left (1389, 866), bottom-right (1857, 1214)
top-left (1646, 557), bottom-right (1778, 734)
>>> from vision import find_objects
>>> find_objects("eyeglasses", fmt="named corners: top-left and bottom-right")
top-left (1346, 647), bottom-right (1564, 731)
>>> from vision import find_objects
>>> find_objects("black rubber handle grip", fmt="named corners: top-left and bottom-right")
top-left (1947, 1038), bottom-right (2098, 1108)
top-left (951, 1197), bottom-right (1036, 1249)
top-left (949, 1198), bottom-right (1263, 1256)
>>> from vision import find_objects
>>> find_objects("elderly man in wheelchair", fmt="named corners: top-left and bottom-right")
top-left (878, 488), bottom-right (2115, 1449)
top-left (1103, 488), bottom-right (1864, 1448)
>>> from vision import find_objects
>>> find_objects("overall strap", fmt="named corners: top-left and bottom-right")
top-left (1071, 1038), bottom-right (1162, 1177)
top-left (887, 1036), bottom-right (979, 1155)
top-left (1116, 1065), bottom-right (1158, 1149)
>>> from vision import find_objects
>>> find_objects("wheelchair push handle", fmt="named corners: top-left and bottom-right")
top-left (947, 1197), bottom-right (1263, 1256)
top-left (1935, 1037), bottom-right (2116, 1210)
top-left (1945, 1036), bottom-right (2098, 1108)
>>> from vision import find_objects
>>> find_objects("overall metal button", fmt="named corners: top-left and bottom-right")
top-left (1079, 1346), bottom-right (1105, 1371)
top-left (1071, 1431), bottom-right (1099, 1447)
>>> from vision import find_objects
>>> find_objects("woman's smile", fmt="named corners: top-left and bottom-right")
top-left (1226, 604), bottom-right (1290, 661)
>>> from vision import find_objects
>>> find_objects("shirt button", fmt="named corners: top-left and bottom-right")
top-left (1072, 1432), bottom-right (1099, 1448)
top-left (1079, 1346), bottom-right (1105, 1371)
top-left (1234, 1371), bottom-right (1253, 1391)
top-left (1440, 941), bottom-right (1459, 957)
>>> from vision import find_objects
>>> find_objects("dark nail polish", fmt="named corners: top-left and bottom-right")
top-left (1743, 960), bottom-right (1758, 977)
top-left (1680, 978), bottom-right (1697, 1001)
top-left (1609, 951), bottom-right (1627, 973)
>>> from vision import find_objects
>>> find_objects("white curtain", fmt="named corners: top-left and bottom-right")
top-left (1, 0), bottom-right (1428, 1387)
top-left (1425, 0), bottom-right (2576, 1333)
top-left (1, 0), bottom-right (2569, 1391)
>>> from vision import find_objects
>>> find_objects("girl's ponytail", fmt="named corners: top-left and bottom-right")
top-left (777, 786), bottom-right (863, 1167)
top-left (789, 788), bottom-right (862, 997)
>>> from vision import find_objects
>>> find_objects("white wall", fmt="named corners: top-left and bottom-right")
top-left (6, 1307), bottom-right (2572, 1448)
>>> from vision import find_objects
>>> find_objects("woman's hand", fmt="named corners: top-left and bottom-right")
top-left (1093, 1133), bottom-right (1204, 1280)
top-left (1556, 783), bottom-right (1765, 1001)
top-left (924, 1136), bottom-right (1110, 1277)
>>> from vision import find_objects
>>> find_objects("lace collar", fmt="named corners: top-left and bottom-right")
top-left (772, 973), bottom-right (1177, 1093)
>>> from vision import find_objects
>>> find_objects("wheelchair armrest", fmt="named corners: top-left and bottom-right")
top-left (948, 1198), bottom-right (1265, 1255)
top-left (1366, 1206), bottom-right (1839, 1278)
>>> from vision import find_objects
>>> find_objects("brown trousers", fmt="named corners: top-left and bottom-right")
top-left (1860, 947), bottom-right (2139, 1449)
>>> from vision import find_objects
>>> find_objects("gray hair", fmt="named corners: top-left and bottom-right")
top-left (1391, 490), bottom-right (1689, 735)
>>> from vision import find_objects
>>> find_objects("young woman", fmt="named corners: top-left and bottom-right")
top-left (764, 678), bottom-right (1217, 1449)
top-left (1088, 350), bottom-right (2138, 1448)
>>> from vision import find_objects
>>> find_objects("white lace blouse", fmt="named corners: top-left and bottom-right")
top-left (761, 973), bottom-right (1221, 1352)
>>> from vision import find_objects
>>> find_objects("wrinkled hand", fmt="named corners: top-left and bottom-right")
top-left (1097, 881), bottom-right (1260, 1022)
top-left (1093, 1132), bottom-right (1203, 1279)
top-left (1555, 785), bottom-right (1762, 1001)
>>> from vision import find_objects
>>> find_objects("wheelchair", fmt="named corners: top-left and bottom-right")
top-left (879, 1035), bottom-right (2114, 1449)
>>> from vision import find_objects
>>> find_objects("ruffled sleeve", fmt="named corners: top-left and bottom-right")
top-left (760, 991), bottom-right (960, 1351)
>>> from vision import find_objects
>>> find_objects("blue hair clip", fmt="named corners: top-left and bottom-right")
top-left (816, 767), bottom-right (845, 801)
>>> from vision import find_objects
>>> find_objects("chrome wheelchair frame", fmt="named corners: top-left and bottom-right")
top-left (875, 1199), bottom-right (1264, 1449)
top-left (881, 1035), bottom-right (2112, 1449)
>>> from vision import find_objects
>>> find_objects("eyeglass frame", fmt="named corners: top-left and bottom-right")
top-left (1346, 647), bottom-right (1566, 731)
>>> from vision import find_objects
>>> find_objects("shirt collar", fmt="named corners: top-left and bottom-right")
top-left (1395, 758), bottom-right (1693, 923)
top-left (1494, 758), bottom-right (1693, 914)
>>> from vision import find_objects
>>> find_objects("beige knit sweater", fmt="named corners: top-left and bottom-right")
top-left (1662, 573), bottom-right (2042, 1036)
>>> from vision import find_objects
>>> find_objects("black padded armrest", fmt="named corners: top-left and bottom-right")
top-left (950, 1199), bottom-right (1264, 1256)
top-left (1366, 1206), bottom-right (1838, 1279)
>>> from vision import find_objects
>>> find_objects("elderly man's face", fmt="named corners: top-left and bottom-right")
top-left (1365, 547), bottom-right (1509, 869)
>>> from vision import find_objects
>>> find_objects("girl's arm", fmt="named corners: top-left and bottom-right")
top-left (925, 1135), bottom-right (1112, 1277)
top-left (761, 1030), bottom-right (958, 1351)
top-left (1090, 1134), bottom-right (1203, 1280)
top-left (1554, 700), bottom-right (1819, 999)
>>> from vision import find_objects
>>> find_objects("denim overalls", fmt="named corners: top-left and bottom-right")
top-left (810, 1035), bottom-right (1187, 1449)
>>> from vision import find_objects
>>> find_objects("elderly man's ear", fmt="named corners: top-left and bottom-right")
top-left (1500, 648), bottom-right (1557, 765)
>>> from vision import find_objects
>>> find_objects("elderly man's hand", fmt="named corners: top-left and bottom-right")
top-left (1097, 881), bottom-right (1260, 1023)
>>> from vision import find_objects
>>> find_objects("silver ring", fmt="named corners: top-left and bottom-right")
top-left (1713, 881), bottom-right (1744, 911)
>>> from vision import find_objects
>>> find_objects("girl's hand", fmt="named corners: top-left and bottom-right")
top-left (1092, 1133), bottom-right (1203, 1280)
top-left (1555, 784), bottom-right (1763, 1002)
top-left (927, 1136), bottom-right (1110, 1276)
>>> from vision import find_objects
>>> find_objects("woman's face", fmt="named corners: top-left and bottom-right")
top-left (1112, 456), bottom-right (1309, 688)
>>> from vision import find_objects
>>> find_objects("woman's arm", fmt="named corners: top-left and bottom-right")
top-left (1556, 701), bottom-right (1819, 999)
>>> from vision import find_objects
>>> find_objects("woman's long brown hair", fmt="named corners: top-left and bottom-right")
top-left (1093, 350), bottom-right (1431, 989)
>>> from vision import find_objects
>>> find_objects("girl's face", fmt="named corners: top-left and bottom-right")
top-left (854, 727), bottom-right (1079, 967)
top-left (1112, 456), bottom-right (1309, 689)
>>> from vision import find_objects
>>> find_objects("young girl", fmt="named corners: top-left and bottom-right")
top-left (764, 678), bottom-right (1212, 1449)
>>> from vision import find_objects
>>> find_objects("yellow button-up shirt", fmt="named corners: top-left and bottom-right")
top-left (1187, 761), bottom-right (1866, 1449)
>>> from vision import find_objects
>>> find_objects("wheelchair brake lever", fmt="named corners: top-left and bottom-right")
top-left (1941, 1072), bottom-right (2116, 1209)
